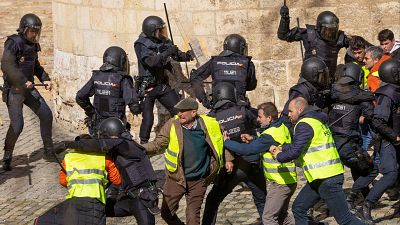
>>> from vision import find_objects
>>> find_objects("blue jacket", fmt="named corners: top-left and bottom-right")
top-left (277, 106), bottom-right (328, 163)
top-left (224, 119), bottom-right (282, 155)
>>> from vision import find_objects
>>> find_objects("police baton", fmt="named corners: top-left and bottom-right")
top-left (296, 17), bottom-right (304, 61)
top-left (164, 3), bottom-right (191, 77)
top-left (327, 108), bottom-right (355, 128)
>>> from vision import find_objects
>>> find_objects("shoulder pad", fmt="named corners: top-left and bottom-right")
top-left (134, 36), bottom-right (154, 48)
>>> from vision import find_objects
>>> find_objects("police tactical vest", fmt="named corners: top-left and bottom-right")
top-left (65, 152), bottom-right (108, 204)
top-left (115, 141), bottom-right (157, 190)
top-left (304, 25), bottom-right (346, 79)
top-left (329, 102), bottom-right (360, 136)
top-left (134, 35), bottom-right (170, 85)
top-left (375, 84), bottom-right (400, 135)
top-left (7, 34), bottom-right (40, 83)
top-left (211, 55), bottom-right (250, 97)
top-left (295, 117), bottom-right (344, 182)
top-left (92, 70), bottom-right (127, 118)
top-left (164, 115), bottom-right (224, 173)
top-left (214, 105), bottom-right (248, 142)
top-left (261, 123), bottom-right (297, 185)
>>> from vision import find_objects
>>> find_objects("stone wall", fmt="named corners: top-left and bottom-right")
top-left (52, 0), bottom-right (400, 133)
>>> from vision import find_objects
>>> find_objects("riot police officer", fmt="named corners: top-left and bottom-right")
top-left (190, 34), bottom-right (257, 109)
top-left (357, 59), bottom-right (400, 224)
top-left (59, 118), bottom-right (160, 224)
top-left (278, 6), bottom-right (350, 81)
top-left (76, 46), bottom-right (139, 136)
top-left (1, 13), bottom-right (53, 170)
top-left (281, 57), bottom-right (330, 125)
top-left (328, 63), bottom-right (374, 188)
top-left (203, 82), bottom-right (266, 225)
top-left (134, 15), bottom-right (193, 144)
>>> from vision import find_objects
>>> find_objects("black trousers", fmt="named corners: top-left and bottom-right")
top-left (34, 197), bottom-right (105, 225)
top-left (139, 84), bottom-right (179, 142)
top-left (202, 159), bottom-right (266, 225)
top-left (4, 89), bottom-right (53, 155)
top-left (106, 196), bottom-right (155, 225)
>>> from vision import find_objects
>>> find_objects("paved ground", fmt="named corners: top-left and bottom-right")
top-left (0, 91), bottom-right (399, 225)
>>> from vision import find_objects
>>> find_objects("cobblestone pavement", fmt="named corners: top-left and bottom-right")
top-left (0, 92), bottom-right (399, 225)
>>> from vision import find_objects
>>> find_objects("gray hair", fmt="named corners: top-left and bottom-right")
top-left (365, 46), bottom-right (384, 60)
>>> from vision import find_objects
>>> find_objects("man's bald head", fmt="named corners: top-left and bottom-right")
top-left (288, 97), bottom-right (309, 123)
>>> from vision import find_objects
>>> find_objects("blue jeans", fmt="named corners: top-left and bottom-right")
top-left (292, 174), bottom-right (365, 225)
top-left (359, 123), bottom-right (372, 152)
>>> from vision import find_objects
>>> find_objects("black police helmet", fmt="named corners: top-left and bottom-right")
top-left (378, 59), bottom-right (400, 85)
top-left (142, 16), bottom-right (165, 38)
top-left (301, 57), bottom-right (330, 90)
top-left (342, 63), bottom-right (364, 85)
top-left (223, 34), bottom-right (247, 55)
top-left (17, 13), bottom-right (42, 43)
top-left (98, 117), bottom-right (126, 138)
top-left (101, 46), bottom-right (129, 73)
top-left (212, 82), bottom-right (237, 104)
top-left (316, 11), bottom-right (339, 42)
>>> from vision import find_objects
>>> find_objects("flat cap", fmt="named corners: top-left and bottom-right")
top-left (174, 98), bottom-right (198, 111)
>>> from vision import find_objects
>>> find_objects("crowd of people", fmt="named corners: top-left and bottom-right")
top-left (1, 3), bottom-right (399, 225)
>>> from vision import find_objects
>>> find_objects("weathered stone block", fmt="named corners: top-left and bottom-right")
top-left (77, 6), bottom-right (90, 30)
top-left (181, 0), bottom-right (219, 12)
top-left (116, 9), bottom-right (137, 34)
top-left (219, 0), bottom-right (260, 10)
top-left (259, 60), bottom-right (287, 87)
top-left (216, 10), bottom-right (248, 35)
top-left (124, 0), bottom-right (155, 10)
top-left (192, 12), bottom-right (216, 36)
top-left (102, 0), bottom-right (124, 8)
top-left (90, 8), bottom-right (117, 32)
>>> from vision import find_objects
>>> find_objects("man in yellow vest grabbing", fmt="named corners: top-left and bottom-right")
top-left (224, 102), bottom-right (297, 225)
top-left (271, 97), bottom-right (366, 225)
top-left (143, 97), bottom-right (225, 225)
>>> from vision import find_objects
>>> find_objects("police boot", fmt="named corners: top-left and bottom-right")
top-left (2, 149), bottom-right (13, 171)
top-left (361, 200), bottom-right (375, 225)
top-left (346, 190), bottom-right (359, 211)
top-left (43, 143), bottom-right (55, 162)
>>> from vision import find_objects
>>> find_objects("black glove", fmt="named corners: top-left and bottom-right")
top-left (53, 141), bottom-right (73, 154)
top-left (202, 98), bottom-right (212, 109)
top-left (164, 45), bottom-right (178, 57)
top-left (186, 50), bottom-right (194, 61)
top-left (280, 5), bottom-right (289, 18)
top-left (129, 103), bottom-right (142, 115)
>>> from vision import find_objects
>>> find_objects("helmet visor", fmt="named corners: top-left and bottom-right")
top-left (319, 24), bottom-right (338, 42)
top-left (158, 25), bottom-right (169, 41)
top-left (316, 67), bottom-right (330, 89)
top-left (24, 26), bottom-right (41, 43)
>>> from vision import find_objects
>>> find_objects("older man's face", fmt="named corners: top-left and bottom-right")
top-left (363, 51), bottom-right (378, 70)
top-left (177, 110), bottom-right (197, 125)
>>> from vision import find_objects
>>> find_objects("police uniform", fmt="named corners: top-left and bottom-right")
top-left (278, 18), bottom-right (348, 81)
top-left (134, 33), bottom-right (192, 143)
top-left (65, 136), bottom-right (159, 225)
top-left (76, 69), bottom-right (137, 135)
top-left (276, 106), bottom-right (365, 225)
top-left (356, 83), bottom-right (400, 205)
top-left (190, 50), bottom-right (257, 105)
top-left (329, 76), bottom-right (374, 181)
top-left (1, 34), bottom-right (53, 166)
top-left (202, 101), bottom-right (266, 225)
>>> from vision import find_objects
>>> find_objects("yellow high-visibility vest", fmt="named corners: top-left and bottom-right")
top-left (65, 152), bottom-right (108, 204)
top-left (164, 115), bottom-right (224, 173)
top-left (295, 117), bottom-right (344, 182)
top-left (261, 123), bottom-right (297, 185)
